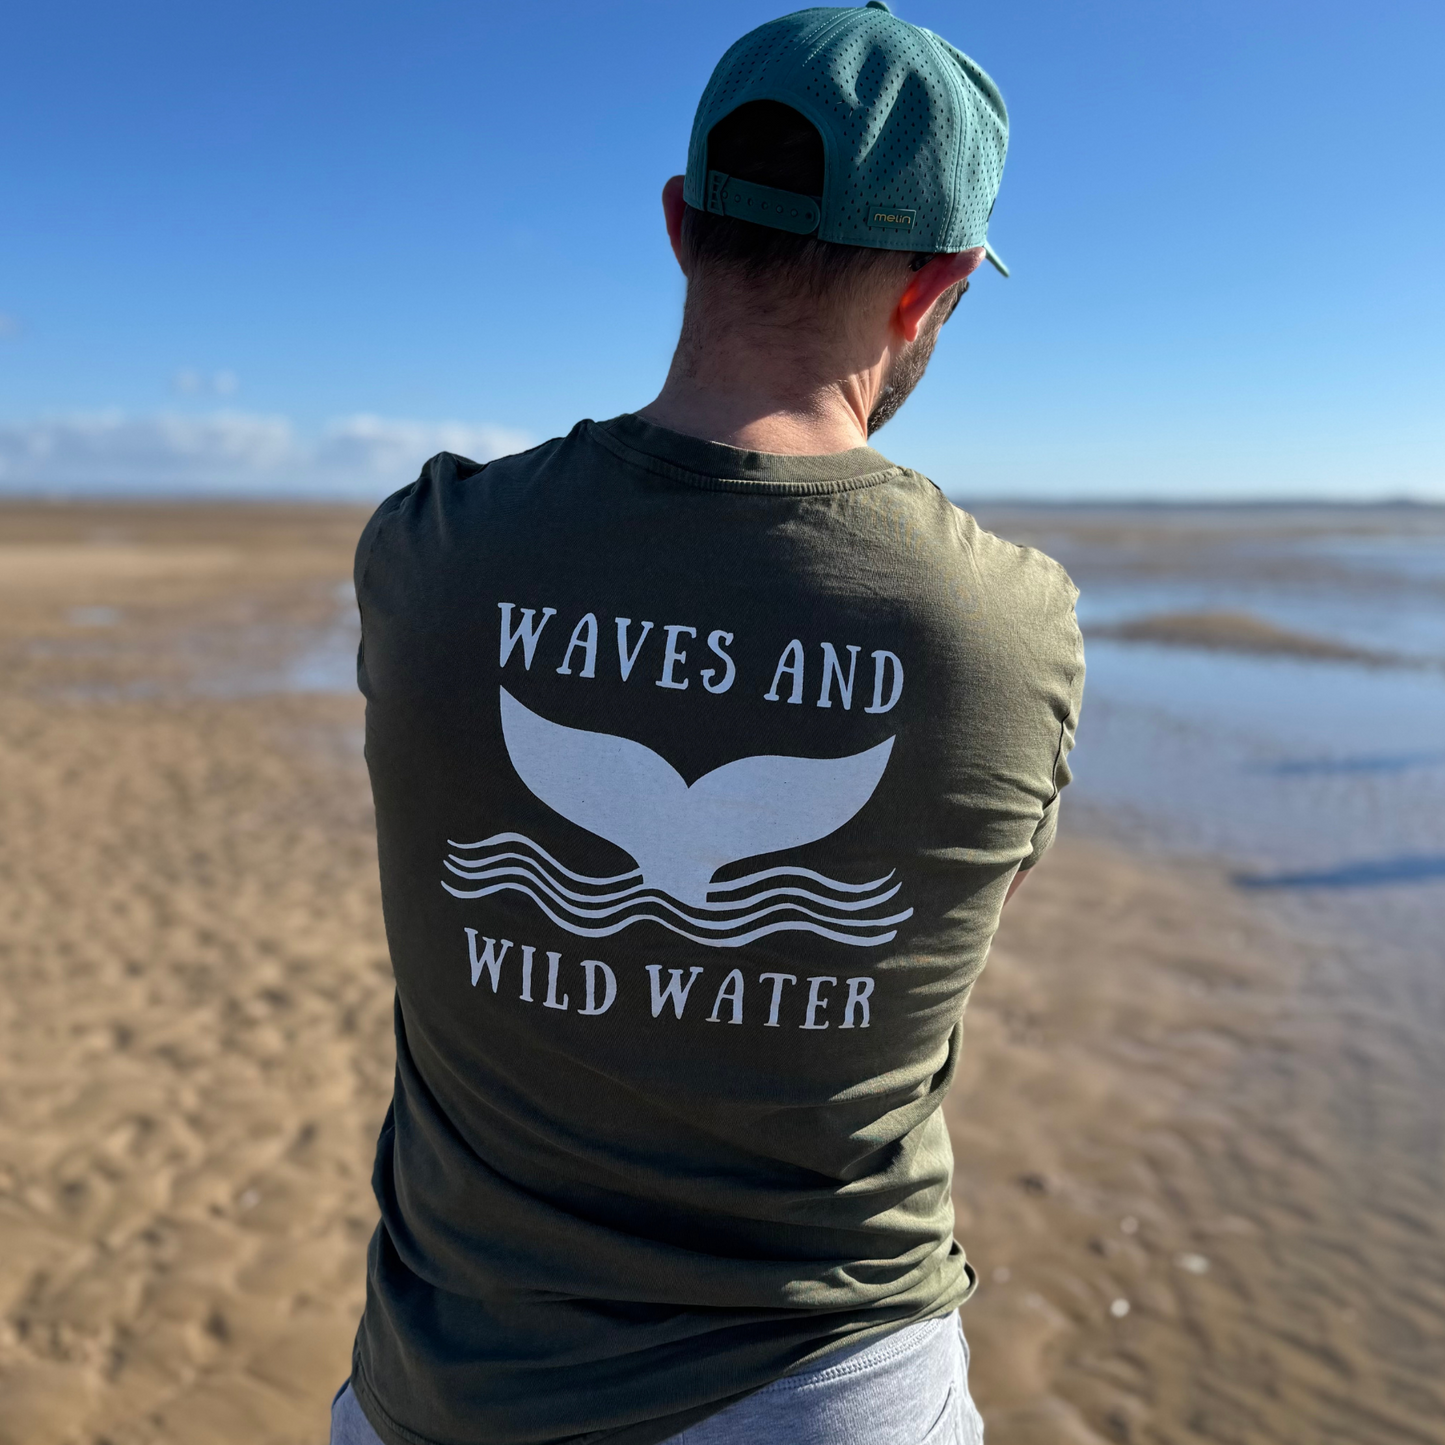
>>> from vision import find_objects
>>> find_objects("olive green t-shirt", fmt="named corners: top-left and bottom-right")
top-left (350, 414), bottom-right (1083, 1445)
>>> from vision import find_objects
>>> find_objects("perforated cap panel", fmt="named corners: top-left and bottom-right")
top-left (683, 5), bottom-right (1008, 254)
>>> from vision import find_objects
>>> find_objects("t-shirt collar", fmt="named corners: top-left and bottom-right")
top-left (590, 413), bottom-right (903, 496)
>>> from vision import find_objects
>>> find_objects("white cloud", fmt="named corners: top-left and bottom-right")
top-left (0, 410), bottom-right (533, 498)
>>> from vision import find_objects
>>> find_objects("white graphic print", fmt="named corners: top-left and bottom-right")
top-left (440, 688), bottom-right (912, 948)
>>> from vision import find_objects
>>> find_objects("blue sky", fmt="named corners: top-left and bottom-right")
top-left (2, 0), bottom-right (1442, 499)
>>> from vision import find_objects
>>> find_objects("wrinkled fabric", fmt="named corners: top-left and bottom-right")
top-left (333, 1316), bottom-right (983, 1445)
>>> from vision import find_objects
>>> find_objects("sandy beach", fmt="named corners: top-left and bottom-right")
top-left (1, 501), bottom-right (1441, 1445)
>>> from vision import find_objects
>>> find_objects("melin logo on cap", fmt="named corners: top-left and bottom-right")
top-left (867, 206), bottom-right (915, 231)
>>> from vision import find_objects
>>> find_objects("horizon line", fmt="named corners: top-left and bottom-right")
top-left (1, 487), bottom-right (1443, 512)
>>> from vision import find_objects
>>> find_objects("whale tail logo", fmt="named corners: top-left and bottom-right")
top-left (440, 688), bottom-right (912, 948)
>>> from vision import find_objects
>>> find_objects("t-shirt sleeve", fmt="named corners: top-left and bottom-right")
top-left (1019, 797), bottom-right (1058, 872)
top-left (1018, 601), bottom-right (1084, 872)
top-left (352, 482), bottom-right (416, 701)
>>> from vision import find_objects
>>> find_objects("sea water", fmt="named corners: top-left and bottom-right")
top-left (972, 504), bottom-right (1445, 991)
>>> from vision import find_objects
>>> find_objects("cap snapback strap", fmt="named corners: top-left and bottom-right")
top-left (706, 170), bottom-right (821, 235)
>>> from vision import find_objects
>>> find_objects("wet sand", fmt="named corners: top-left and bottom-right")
top-left (958, 849), bottom-right (1444, 1444)
top-left (1089, 609), bottom-right (1396, 665)
top-left (0, 502), bottom-right (1440, 1444)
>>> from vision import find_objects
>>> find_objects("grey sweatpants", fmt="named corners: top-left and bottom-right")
top-left (332, 1314), bottom-right (983, 1445)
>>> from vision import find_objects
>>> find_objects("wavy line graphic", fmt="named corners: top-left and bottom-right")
top-left (442, 832), bottom-right (911, 948)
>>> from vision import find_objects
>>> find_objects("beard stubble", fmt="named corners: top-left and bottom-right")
top-left (865, 280), bottom-right (967, 436)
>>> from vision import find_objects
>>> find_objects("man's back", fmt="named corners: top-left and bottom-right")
top-left (348, 413), bottom-right (1081, 1445)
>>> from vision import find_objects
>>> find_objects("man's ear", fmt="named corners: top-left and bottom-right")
top-left (893, 248), bottom-right (985, 342)
top-left (662, 175), bottom-right (688, 274)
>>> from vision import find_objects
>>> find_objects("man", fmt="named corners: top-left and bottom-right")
top-left (332, 5), bottom-right (1082, 1443)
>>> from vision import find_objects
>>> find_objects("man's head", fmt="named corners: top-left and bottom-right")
top-left (662, 5), bottom-right (1009, 437)
top-left (671, 99), bottom-right (978, 432)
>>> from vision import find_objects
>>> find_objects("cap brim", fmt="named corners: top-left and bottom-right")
top-left (984, 242), bottom-right (1009, 278)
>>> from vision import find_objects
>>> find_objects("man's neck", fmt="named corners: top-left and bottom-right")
top-left (636, 383), bottom-right (872, 455)
top-left (637, 289), bottom-right (887, 455)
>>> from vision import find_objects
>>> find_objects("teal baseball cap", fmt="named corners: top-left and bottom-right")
top-left (683, 2), bottom-right (1009, 276)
